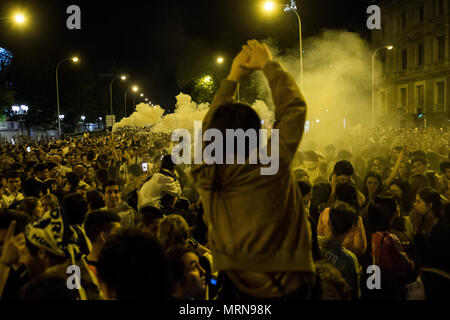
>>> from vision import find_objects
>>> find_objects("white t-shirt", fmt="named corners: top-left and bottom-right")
top-left (138, 173), bottom-right (181, 209)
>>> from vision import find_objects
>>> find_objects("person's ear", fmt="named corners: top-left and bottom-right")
top-left (99, 231), bottom-right (107, 243)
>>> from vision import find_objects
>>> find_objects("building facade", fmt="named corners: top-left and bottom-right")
top-left (372, 0), bottom-right (450, 127)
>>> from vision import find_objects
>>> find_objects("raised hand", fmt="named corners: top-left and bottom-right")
top-left (226, 45), bottom-right (252, 82)
top-left (240, 40), bottom-right (272, 71)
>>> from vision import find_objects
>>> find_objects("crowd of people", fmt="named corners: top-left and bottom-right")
top-left (0, 40), bottom-right (449, 300)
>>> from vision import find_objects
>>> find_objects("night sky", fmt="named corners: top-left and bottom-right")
top-left (0, 0), bottom-right (372, 122)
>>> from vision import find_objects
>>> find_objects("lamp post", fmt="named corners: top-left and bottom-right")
top-left (372, 45), bottom-right (393, 127)
top-left (263, 1), bottom-right (303, 87)
top-left (109, 75), bottom-right (127, 115)
top-left (56, 57), bottom-right (79, 137)
top-left (124, 85), bottom-right (138, 117)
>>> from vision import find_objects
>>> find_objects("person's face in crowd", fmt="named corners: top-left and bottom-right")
top-left (390, 184), bottom-right (403, 200)
top-left (139, 218), bottom-right (163, 238)
top-left (7, 177), bottom-right (21, 193)
top-left (369, 164), bottom-right (381, 175)
top-left (444, 168), bottom-right (450, 180)
top-left (34, 201), bottom-right (44, 220)
top-left (21, 245), bottom-right (49, 277)
top-left (96, 222), bottom-right (121, 247)
top-left (104, 185), bottom-right (121, 208)
top-left (49, 167), bottom-right (59, 179)
top-left (412, 161), bottom-right (426, 175)
top-left (303, 191), bottom-right (312, 206)
top-left (337, 174), bottom-right (352, 184)
top-left (413, 194), bottom-right (431, 216)
top-left (366, 176), bottom-right (380, 195)
top-left (391, 149), bottom-right (400, 163)
top-left (179, 252), bottom-right (206, 299)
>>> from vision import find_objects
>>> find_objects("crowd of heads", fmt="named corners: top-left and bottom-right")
top-left (0, 123), bottom-right (449, 300)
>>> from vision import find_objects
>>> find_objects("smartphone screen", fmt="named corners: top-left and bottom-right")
top-left (141, 162), bottom-right (148, 172)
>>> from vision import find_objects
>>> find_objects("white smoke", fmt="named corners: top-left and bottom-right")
top-left (113, 92), bottom-right (274, 134)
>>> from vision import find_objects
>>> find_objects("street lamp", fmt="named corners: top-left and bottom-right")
top-left (109, 74), bottom-right (127, 116)
top-left (263, 1), bottom-right (303, 87)
top-left (372, 45), bottom-right (393, 127)
top-left (59, 114), bottom-right (65, 120)
top-left (0, 12), bottom-right (26, 25)
top-left (124, 85), bottom-right (139, 117)
top-left (56, 56), bottom-right (79, 137)
top-left (134, 92), bottom-right (144, 108)
top-left (81, 115), bottom-right (86, 121)
top-left (217, 56), bottom-right (224, 64)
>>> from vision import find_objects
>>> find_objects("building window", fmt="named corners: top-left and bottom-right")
top-left (437, 36), bottom-right (445, 61)
top-left (435, 81), bottom-right (445, 111)
top-left (417, 3), bottom-right (425, 22)
top-left (399, 87), bottom-right (408, 113)
top-left (379, 90), bottom-right (388, 115)
top-left (401, 10), bottom-right (407, 29)
top-left (417, 43), bottom-right (425, 66)
top-left (416, 84), bottom-right (425, 110)
top-left (402, 49), bottom-right (408, 69)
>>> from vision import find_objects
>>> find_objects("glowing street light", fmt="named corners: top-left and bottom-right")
top-left (11, 105), bottom-right (20, 113)
top-left (140, 93), bottom-right (144, 97)
top-left (109, 74), bottom-right (127, 115)
top-left (56, 56), bottom-right (80, 137)
top-left (372, 45), bottom-right (394, 127)
top-left (14, 13), bottom-right (25, 24)
top-left (80, 115), bottom-right (86, 121)
top-left (59, 114), bottom-right (65, 120)
top-left (124, 85), bottom-right (139, 117)
top-left (263, 1), bottom-right (275, 11)
top-left (217, 57), bottom-right (224, 64)
top-left (263, 1), bottom-right (303, 87)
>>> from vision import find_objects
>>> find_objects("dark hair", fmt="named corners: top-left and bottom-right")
top-left (0, 209), bottom-right (31, 235)
top-left (208, 102), bottom-right (261, 162)
top-left (412, 157), bottom-right (428, 166)
top-left (20, 273), bottom-right (78, 300)
top-left (440, 161), bottom-right (450, 173)
top-left (334, 160), bottom-right (354, 177)
top-left (6, 170), bottom-right (20, 180)
top-left (328, 201), bottom-right (357, 236)
top-left (160, 155), bottom-right (175, 172)
top-left (138, 206), bottom-right (164, 227)
top-left (84, 210), bottom-right (121, 242)
top-left (33, 163), bottom-right (48, 174)
top-left (104, 180), bottom-right (120, 190)
top-left (389, 179), bottom-right (414, 213)
top-left (363, 171), bottom-right (383, 198)
top-left (66, 172), bottom-right (80, 192)
top-left (46, 162), bottom-right (57, 171)
top-left (165, 245), bottom-right (197, 295)
top-left (368, 195), bottom-right (397, 233)
top-left (129, 163), bottom-right (143, 177)
top-left (335, 182), bottom-right (358, 210)
top-left (95, 169), bottom-right (109, 186)
top-left (97, 228), bottom-right (169, 299)
top-left (86, 190), bottom-right (105, 211)
top-left (310, 183), bottom-right (332, 224)
top-left (17, 197), bottom-right (40, 220)
top-left (298, 180), bottom-right (312, 197)
top-left (22, 178), bottom-right (44, 198)
top-left (409, 174), bottom-right (430, 197)
top-left (417, 187), bottom-right (443, 219)
top-left (62, 193), bottom-right (88, 225)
